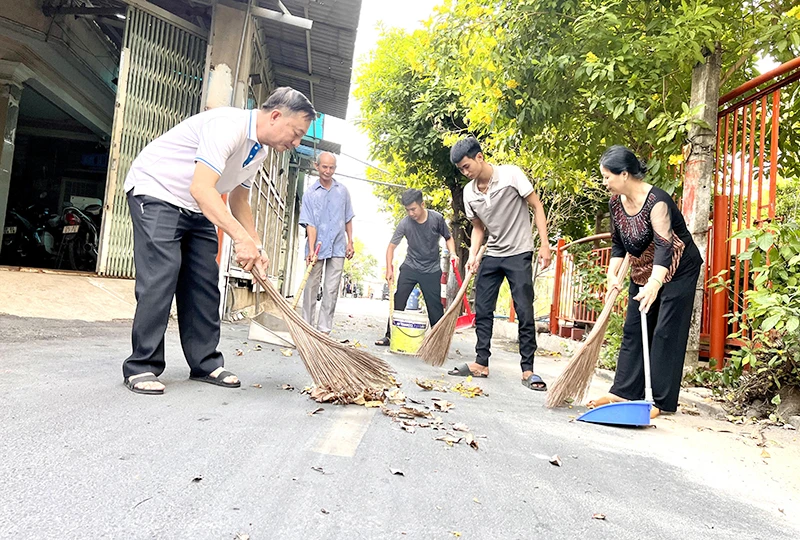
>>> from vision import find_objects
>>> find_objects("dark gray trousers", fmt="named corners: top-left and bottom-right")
top-left (384, 266), bottom-right (444, 338)
top-left (123, 193), bottom-right (224, 380)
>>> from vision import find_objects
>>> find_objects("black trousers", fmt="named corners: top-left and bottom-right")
top-left (474, 251), bottom-right (536, 372)
top-left (610, 264), bottom-right (701, 412)
top-left (123, 193), bottom-right (224, 380)
top-left (385, 266), bottom-right (444, 338)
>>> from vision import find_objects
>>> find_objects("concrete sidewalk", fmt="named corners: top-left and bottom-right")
top-left (0, 267), bottom-right (136, 321)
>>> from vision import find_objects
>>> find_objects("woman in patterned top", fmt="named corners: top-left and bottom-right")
top-left (587, 146), bottom-right (702, 418)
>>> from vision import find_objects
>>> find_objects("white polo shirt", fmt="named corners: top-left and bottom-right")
top-left (124, 107), bottom-right (267, 212)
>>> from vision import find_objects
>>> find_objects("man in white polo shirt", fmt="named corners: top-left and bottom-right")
top-left (122, 87), bottom-right (315, 395)
top-left (447, 136), bottom-right (552, 391)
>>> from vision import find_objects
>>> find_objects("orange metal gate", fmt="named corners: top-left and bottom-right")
top-left (707, 56), bottom-right (800, 362)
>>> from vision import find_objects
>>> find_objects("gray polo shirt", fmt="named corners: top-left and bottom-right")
top-left (463, 164), bottom-right (534, 257)
top-left (390, 210), bottom-right (451, 273)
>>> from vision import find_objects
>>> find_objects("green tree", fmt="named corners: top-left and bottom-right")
top-left (354, 28), bottom-right (472, 266)
top-left (343, 238), bottom-right (378, 286)
top-left (357, 1), bottom-right (800, 244)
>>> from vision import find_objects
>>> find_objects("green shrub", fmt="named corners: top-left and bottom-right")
top-left (706, 221), bottom-right (800, 412)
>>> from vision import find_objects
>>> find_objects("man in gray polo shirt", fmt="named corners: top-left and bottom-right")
top-left (122, 87), bottom-right (315, 395)
top-left (374, 188), bottom-right (456, 346)
top-left (447, 136), bottom-right (551, 391)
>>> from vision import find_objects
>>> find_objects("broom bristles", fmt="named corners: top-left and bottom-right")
top-left (545, 255), bottom-right (630, 408)
top-left (416, 249), bottom-right (484, 367)
top-left (253, 273), bottom-right (395, 397)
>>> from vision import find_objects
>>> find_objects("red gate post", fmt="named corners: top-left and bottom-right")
top-left (710, 195), bottom-right (729, 369)
top-left (549, 239), bottom-right (565, 335)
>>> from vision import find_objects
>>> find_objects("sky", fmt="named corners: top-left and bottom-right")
top-left (296, 0), bottom-right (441, 287)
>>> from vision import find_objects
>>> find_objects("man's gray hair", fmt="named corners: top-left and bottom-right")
top-left (315, 151), bottom-right (337, 165)
top-left (261, 87), bottom-right (316, 120)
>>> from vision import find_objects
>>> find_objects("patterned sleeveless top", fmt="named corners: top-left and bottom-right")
top-left (609, 187), bottom-right (697, 286)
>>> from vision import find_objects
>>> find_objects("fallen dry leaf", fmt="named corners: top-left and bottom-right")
top-left (311, 466), bottom-right (332, 475)
top-left (251, 383), bottom-right (262, 388)
top-left (280, 348), bottom-right (293, 357)
top-left (549, 455), bottom-right (562, 467)
top-left (364, 401), bottom-right (383, 408)
top-left (399, 406), bottom-right (433, 418)
top-left (407, 396), bottom-right (425, 405)
top-left (235, 534), bottom-right (250, 540)
top-left (321, 508), bottom-right (330, 515)
top-left (682, 407), bottom-right (700, 416)
top-left (452, 423), bottom-right (470, 432)
top-left (401, 424), bottom-right (416, 433)
top-left (761, 449), bottom-right (771, 459)
top-left (452, 380), bottom-right (485, 398)
top-left (452, 532), bottom-right (461, 537)
top-left (191, 476), bottom-right (203, 483)
top-left (592, 513), bottom-right (606, 520)
top-left (308, 407), bottom-right (324, 416)
top-left (433, 399), bottom-right (455, 413)
top-left (389, 468), bottom-right (405, 476)
top-left (473, 498), bottom-right (480, 504)
top-left (281, 384), bottom-right (295, 391)
top-left (415, 378), bottom-right (448, 392)
top-left (381, 406), bottom-right (398, 418)
top-left (253, 344), bottom-right (262, 351)
top-left (435, 434), bottom-right (463, 447)
top-left (234, 349), bottom-right (244, 356)
top-left (465, 432), bottom-right (479, 450)
top-left (385, 388), bottom-right (407, 404)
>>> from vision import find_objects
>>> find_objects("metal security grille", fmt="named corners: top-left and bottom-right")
top-left (98, 6), bottom-right (207, 277)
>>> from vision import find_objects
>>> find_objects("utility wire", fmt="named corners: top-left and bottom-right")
top-left (338, 151), bottom-right (393, 176)
top-left (315, 172), bottom-right (405, 189)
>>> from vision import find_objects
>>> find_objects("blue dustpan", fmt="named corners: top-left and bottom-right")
top-left (577, 401), bottom-right (652, 426)
top-left (578, 315), bottom-right (655, 428)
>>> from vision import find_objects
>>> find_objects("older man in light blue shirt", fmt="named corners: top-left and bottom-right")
top-left (299, 151), bottom-right (355, 333)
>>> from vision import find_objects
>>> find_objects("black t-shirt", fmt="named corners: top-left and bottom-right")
top-left (390, 210), bottom-right (451, 274)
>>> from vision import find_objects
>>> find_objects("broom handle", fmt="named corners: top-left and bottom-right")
top-left (451, 245), bottom-right (487, 311)
top-left (451, 259), bottom-right (471, 316)
top-left (388, 264), bottom-right (395, 322)
top-left (641, 310), bottom-right (654, 403)
top-left (290, 242), bottom-right (322, 310)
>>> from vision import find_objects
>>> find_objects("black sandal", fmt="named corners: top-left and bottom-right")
top-left (447, 363), bottom-right (489, 378)
top-left (375, 336), bottom-right (390, 346)
top-left (522, 374), bottom-right (547, 391)
top-left (125, 372), bottom-right (164, 395)
top-left (190, 369), bottom-right (241, 388)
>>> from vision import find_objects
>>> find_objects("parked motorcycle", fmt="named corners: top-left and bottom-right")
top-left (60, 203), bottom-right (101, 271)
top-left (1, 196), bottom-right (61, 267)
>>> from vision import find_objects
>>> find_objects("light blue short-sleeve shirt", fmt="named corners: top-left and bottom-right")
top-left (299, 178), bottom-right (354, 259)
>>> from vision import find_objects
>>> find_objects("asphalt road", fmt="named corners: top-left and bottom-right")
top-left (1, 298), bottom-right (798, 539)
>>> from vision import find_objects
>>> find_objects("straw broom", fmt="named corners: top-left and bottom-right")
top-left (251, 271), bottom-right (395, 398)
top-left (416, 245), bottom-right (487, 367)
top-left (545, 254), bottom-right (630, 408)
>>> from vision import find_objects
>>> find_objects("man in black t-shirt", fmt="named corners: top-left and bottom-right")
top-left (375, 189), bottom-right (457, 346)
